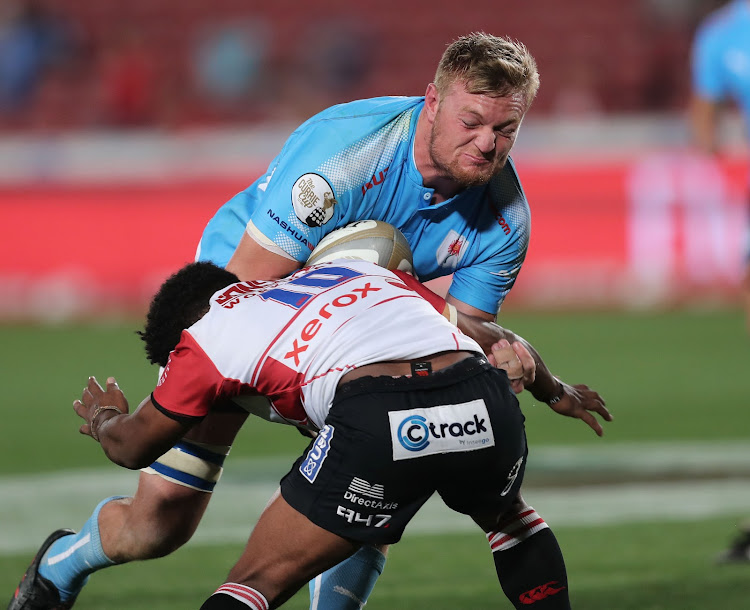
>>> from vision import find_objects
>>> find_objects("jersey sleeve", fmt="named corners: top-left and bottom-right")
top-left (246, 100), bottom-right (417, 262)
top-left (245, 123), bottom-right (363, 262)
top-left (449, 166), bottom-right (531, 315)
top-left (151, 331), bottom-right (224, 422)
top-left (449, 246), bottom-right (526, 315)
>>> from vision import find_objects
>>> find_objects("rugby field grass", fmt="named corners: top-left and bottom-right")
top-left (1, 308), bottom-right (748, 609)
top-left (1, 308), bottom-right (748, 476)
top-left (2, 520), bottom-right (749, 609)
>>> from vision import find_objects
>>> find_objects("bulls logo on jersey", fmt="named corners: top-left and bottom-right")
top-left (436, 230), bottom-right (469, 269)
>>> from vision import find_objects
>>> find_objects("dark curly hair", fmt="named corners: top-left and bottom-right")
top-left (138, 262), bottom-right (239, 367)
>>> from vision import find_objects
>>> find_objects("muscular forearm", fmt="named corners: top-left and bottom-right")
top-left (85, 396), bottom-right (190, 470)
top-left (96, 412), bottom-right (166, 470)
top-left (226, 230), bottom-right (300, 281)
top-left (456, 314), bottom-right (562, 403)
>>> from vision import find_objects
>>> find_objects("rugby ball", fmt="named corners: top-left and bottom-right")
top-left (306, 220), bottom-right (413, 272)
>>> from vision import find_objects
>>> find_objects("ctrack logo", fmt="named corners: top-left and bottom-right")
top-left (389, 400), bottom-right (494, 461)
top-left (396, 415), bottom-right (430, 452)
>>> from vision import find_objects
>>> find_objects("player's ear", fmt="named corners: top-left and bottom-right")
top-left (424, 83), bottom-right (440, 120)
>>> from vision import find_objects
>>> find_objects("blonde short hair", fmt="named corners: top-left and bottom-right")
top-left (434, 32), bottom-right (540, 107)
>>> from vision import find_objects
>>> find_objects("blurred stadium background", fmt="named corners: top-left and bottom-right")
top-left (1, 0), bottom-right (750, 608)
top-left (1, 0), bottom-right (748, 317)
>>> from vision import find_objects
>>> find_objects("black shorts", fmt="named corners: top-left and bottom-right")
top-left (280, 356), bottom-right (527, 545)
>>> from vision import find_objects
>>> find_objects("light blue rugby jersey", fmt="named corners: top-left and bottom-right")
top-left (198, 96), bottom-right (530, 315)
top-left (692, 0), bottom-right (750, 143)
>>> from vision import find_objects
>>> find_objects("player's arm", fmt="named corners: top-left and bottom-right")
top-left (446, 295), bottom-right (550, 394)
top-left (73, 376), bottom-right (193, 470)
top-left (448, 295), bottom-right (612, 437)
top-left (689, 25), bottom-right (724, 157)
top-left (399, 274), bottom-right (538, 389)
top-left (226, 226), bottom-right (301, 282)
top-left (689, 94), bottom-right (721, 156)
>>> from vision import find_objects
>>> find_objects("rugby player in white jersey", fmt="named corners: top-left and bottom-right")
top-left (71, 259), bottom-right (572, 608)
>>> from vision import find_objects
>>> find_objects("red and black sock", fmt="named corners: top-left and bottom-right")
top-left (487, 508), bottom-right (570, 609)
top-left (200, 583), bottom-right (269, 610)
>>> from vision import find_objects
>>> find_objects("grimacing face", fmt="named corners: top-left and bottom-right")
top-left (428, 80), bottom-right (528, 188)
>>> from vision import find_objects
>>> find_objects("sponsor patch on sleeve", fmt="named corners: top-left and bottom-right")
top-left (389, 399), bottom-right (494, 461)
top-left (292, 173), bottom-right (337, 227)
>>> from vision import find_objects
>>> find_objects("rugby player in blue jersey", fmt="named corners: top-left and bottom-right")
top-left (9, 33), bottom-right (610, 610)
top-left (690, 0), bottom-right (750, 564)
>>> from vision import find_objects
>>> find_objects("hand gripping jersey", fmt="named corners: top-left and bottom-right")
top-left (152, 260), bottom-right (483, 432)
top-left (197, 96), bottom-right (531, 315)
top-left (692, 0), bottom-right (750, 144)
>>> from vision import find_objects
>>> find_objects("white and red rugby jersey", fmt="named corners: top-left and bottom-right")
top-left (152, 259), bottom-right (483, 431)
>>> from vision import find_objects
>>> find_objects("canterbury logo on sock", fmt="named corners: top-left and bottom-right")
top-left (519, 581), bottom-right (567, 605)
top-left (486, 506), bottom-right (549, 552)
top-left (214, 583), bottom-right (268, 609)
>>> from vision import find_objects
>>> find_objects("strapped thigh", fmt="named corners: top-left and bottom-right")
top-left (142, 440), bottom-right (231, 492)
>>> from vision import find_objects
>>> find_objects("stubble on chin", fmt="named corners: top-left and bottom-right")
top-left (428, 130), bottom-right (504, 189)
top-left (453, 163), bottom-right (498, 188)
top-left (438, 151), bottom-right (504, 188)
